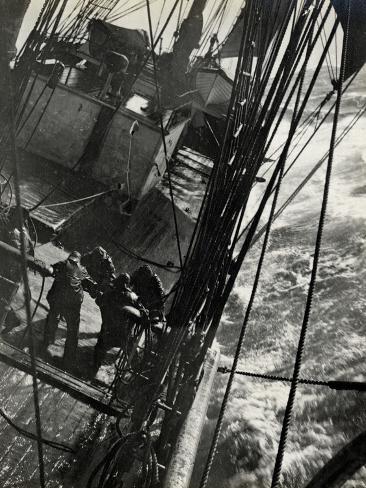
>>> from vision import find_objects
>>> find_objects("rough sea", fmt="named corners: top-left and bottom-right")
top-left (191, 67), bottom-right (366, 487)
top-left (13, 4), bottom-right (366, 485)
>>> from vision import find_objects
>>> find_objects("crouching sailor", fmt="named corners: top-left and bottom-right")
top-left (44, 251), bottom-right (96, 367)
top-left (94, 272), bottom-right (142, 371)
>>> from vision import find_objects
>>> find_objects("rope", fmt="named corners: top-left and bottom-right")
top-left (252, 99), bottom-right (366, 245)
top-left (217, 368), bottom-right (328, 386)
top-left (86, 430), bottom-right (158, 488)
top-left (125, 133), bottom-right (134, 204)
top-left (154, 0), bottom-right (305, 417)
top-left (0, 406), bottom-right (74, 453)
top-left (178, 0), bottom-right (319, 348)
top-left (199, 9), bottom-right (315, 484)
top-left (217, 12), bottom-right (339, 322)
top-left (237, 75), bottom-right (360, 246)
top-left (7, 52), bottom-right (46, 488)
top-left (34, 189), bottom-right (112, 209)
top-left (32, 275), bottom-right (45, 320)
top-left (0, 172), bottom-right (13, 206)
top-left (153, 0), bottom-right (167, 40)
top-left (217, 368), bottom-right (366, 392)
top-left (270, 2), bottom-right (351, 486)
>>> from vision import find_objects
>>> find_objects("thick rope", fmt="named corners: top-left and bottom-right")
top-left (199, 6), bottom-right (317, 485)
top-left (198, 167), bottom-right (285, 488)
top-left (0, 406), bottom-right (74, 452)
top-left (7, 56), bottom-right (46, 488)
top-left (217, 368), bottom-right (329, 387)
top-left (158, 1), bottom-right (308, 409)
top-left (270, 3), bottom-right (351, 486)
top-left (173, 0), bottom-right (319, 329)
top-left (211, 14), bottom-right (339, 337)
top-left (190, 0), bottom-right (326, 354)
top-left (218, 368), bottom-right (366, 392)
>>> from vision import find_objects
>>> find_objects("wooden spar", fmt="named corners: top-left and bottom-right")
top-left (0, 239), bottom-right (53, 277)
top-left (0, 339), bottom-right (126, 417)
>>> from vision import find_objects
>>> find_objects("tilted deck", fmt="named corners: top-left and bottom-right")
top-left (0, 340), bottom-right (123, 417)
top-left (0, 242), bottom-right (128, 487)
top-left (2, 150), bottom-right (107, 232)
top-left (0, 359), bottom-right (116, 487)
top-left (0, 143), bottom-right (215, 486)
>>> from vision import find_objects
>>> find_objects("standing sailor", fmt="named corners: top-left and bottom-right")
top-left (44, 251), bottom-right (95, 366)
top-left (0, 206), bottom-right (34, 330)
top-left (81, 246), bottom-right (116, 292)
top-left (0, 206), bottom-right (34, 283)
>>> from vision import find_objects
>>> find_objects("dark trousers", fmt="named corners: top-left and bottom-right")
top-left (94, 310), bottom-right (131, 369)
top-left (45, 300), bottom-right (81, 363)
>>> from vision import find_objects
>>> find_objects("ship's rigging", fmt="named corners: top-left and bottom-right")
top-left (0, 0), bottom-right (366, 487)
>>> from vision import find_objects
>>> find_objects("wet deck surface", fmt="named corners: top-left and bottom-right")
top-left (0, 143), bottom-right (212, 485)
top-left (0, 360), bottom-right (115, 487)
top-left (159, 146), bottom-right (213, 220)
top-left (0, 242), bottom-right (129, 487)
top-left (3, 242), bottom-right (121, 383)
top-left (2, 150), bottom-right (107, 231)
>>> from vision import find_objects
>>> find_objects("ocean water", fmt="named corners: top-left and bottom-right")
top-left (191, 68), bottom-right (366, 487)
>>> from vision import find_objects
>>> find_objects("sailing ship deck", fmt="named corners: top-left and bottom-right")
top-left (0, 144), bottom-right (214, 486)
top-left (2, 150), bottom-right (108, 232)
top-left (0, 239), bottom-right (130, 487)
top-left (0, 353), bottom-right (115, 488)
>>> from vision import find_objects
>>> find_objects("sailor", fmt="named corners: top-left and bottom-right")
top-left (0, 206), bottom-right (35, 331)
top-left (0, 206), bottom-right (34, 283)
top-left (44, 251), bottom-right (96, 366)
top-left (94, 272), bottom-right (141, 370)
top-left (80, 246), bottom-right (116, 293)
top-left (131, 265), bottom-right (165, 325)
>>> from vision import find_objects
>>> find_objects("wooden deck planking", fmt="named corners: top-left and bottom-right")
top-left (0, 265), bottom-right (119, 487)
top-left (0, 387), bottom-right (64, 487)
top-left (0, 382), bottom-right (56, 483)
top-left (7, 391), bottom-right (80, 487)
top-left (43, 400), bottom-right (90, 487)
top-left (2, 149), bottom-right (107, 230)
top-left (0, 368), bottom-right (115, 487)
top-left (0, 340), bottom-right (123, 416)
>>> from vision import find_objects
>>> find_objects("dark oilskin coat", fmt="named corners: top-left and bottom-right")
top-left (47, 260), bottom-right (90, 306)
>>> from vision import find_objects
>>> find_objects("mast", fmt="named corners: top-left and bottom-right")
top-left (0, 0), bottom-right (30, 60)
top-left (159, 0), bottom-right (208, 105)
top-left (172, 0), bottom-right (207, 56)
top-left (0, 0), bottom-right (30, 126)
